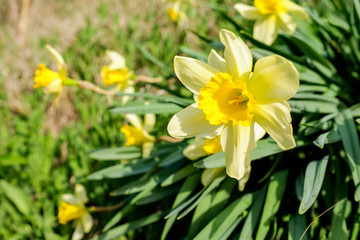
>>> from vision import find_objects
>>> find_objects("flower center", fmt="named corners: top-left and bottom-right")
top-left (254, 0), bottom-right (285, 15)
top-left (102, 66), bottom-right (129, 88)
top-left (58, 201), bottom-right (85, 225)
top-left (33, 64), bottom-right (60, 88)
top-left (202, 136), bottom-right (222, 155)
top-left (198, 72), bottom-right (255, 126)
top-left (121, 125), bottom-right (147, 146)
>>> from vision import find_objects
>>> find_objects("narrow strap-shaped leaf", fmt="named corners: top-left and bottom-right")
top-left (255, 169), bottom-right (289, 240)
top-left (193, 192), bottom-right (254, 240)
top-left (89, 146), bottom-right (141, 160)
top-left (238, 186), bottom-right (266, 240)
top-left (299, 156), bottom-right (329, 214)
top-left (289, 214), bottom-right (307, 240)
top-left (94, 211), bottom-right (166, 240)
top-left (111, 102), bottom-right (183, 115)
top-left (335, 109), bottom-right (360, 201)
top-left (161, 173), bottom-right (201, 240)
top-left (161, 164), bottom-right (198, 187)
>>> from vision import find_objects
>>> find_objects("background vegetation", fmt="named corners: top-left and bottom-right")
top-left (1, 0), bottom-right (360, 240)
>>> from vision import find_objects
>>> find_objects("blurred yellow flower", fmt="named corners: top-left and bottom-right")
top-left (101, 50), bottom-right (133, 90)
top-left (168, 29), bottom-right (299, 190)
top-left (234, 0), bottom-right (308, 45)
top-left (167, 1), bottom-right (181, 22)
top-left (121, 113), bottom-right (156, 158)
top-left (34, 45), bottom-right (68, 106)
top-left (58, 184), bottom-right (93, 240)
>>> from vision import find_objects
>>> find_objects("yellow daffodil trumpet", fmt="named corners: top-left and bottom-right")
top-left (168, 29), bottom-right (299, 190)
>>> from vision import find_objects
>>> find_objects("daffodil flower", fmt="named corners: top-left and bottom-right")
top-left (121, 113), bottom-right (156, 158)
top-left (58, 184), bottom-right (93, 240)
top-left (34, 45), bottom-right (72, 106)
top-left (101, 50), bottom-right (134, 104)
top-left (168, 29), bottom-right (299, 190)
top-left (235, 0), bottom-right (308, 45)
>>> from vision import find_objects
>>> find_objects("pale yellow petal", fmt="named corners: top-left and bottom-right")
top-left (168, 103), bottom-right (223, 138)
top-left (144, 112), bottom-right (156, 132)
top-left (183, 138), bottom-right (208, 160)
top-left (46, 45), bottom-right (65, 71)
top-left (72, 221), bottom-right (84, 240)
top-left (254, 101), bottom-right (295, 150)
top-left (174, 56), bottom-right (217, 95)
top-left (253, 15), bottom-right (278, 45)
top-left (254, 122), bottom-right (266, 141)
top-left (234, 3), bottom-right (262, 20)
top-left (284, 0), bottom-right (309, 19)
top-left (75, 184), bottom-right (88, 204)
top-left (45, 79), bottom-right (62, 94)
top-left (221, 123), bottom-right (256, 182)
top-left (81, 212), bottom-right (93, 233)
top-left (106, 50), bottom-right (126, 70)
top-left (61, 194), bottom-right (79, 205)
top-left (124, 114), bottom-right (143, 130)
top-left (207, 49), bottom-right (227, 72)
top-left (278, 12), bottom-right (296, 35)
top-left (238, 170), bottom-right (251, 191)
top-left (142, 141), bottom-right (154, 158)
top-left (219, 29), bottom-right (252, 82)
top-left (248, 55), bottom-right (299, 102)
top-left (201, 167), bottom-right (224, 187)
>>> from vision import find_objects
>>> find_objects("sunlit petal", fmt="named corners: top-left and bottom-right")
top-left (284, 0), bottom-right (309, 19)
top-left (253, 15), bottom-right (278, 45)
top-left (234, 3), bottom-right (262, 20)
top-left (254, 122), bottom-right (266, 141)
top-left (61, 194), bottom-right (79, 205)
top-left (248, 55), bottom-right (299, 102)
top-left (207, 49), bottom-right (227, 72)
top-left (144, 113), bottom-right (156, 132)
top-left (168, 103), bottom-right (223, 138)
top-left (219, 29), bottom-right (252, 82)
top-left (81, 212), bottom-right (93, 233)
top-left (254, 101), bottom-right (295, 150)
top-left (278, 12), bottom-right (296, 34)
top-left (174, 56), bottom-right (217, 95)
top-left (221, 123), bottom-right (256, 182)
top-left (183, 138), bottom-right (208, 160)
top-left (75, 184), bottom-right (88, 204)
top-left (124, 114), bottom-right (143, 130)
top-left (46, 45), bottom-right (65, 71)
top-left (106, 50), bottom-right (126, 70)
top-left (72, 221), bottom-right (84, 240)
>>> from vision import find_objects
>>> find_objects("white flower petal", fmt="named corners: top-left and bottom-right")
top-left (183, 138), bottom-right (208, 160)
top-left (201, 168), bottom-right (224, 187)
top-left (75, 184), bottom-right (88, 204)
top-left (124, 114), bottom-right (143, 129)
top-left (219, 29), bottom-right (252, 82)
top-left (121, 85), bottom-right (135, 106)
top-left (278, 12), bottom-right (296, 35)
top-left (142, 141), bottom-right (154, 159)
top-left (221, 123), bottom-right (256, 183)
top-left (248, 55), bottom-right (299, 102)
top-left (284, 0), bottom-right (309, 19)
top-left (174, 56), bottom-right (217, 95)
top-left (234, 3), bottom-right (262, 20)
top-left (46, 45), bottom-right (65, 71)
top-left (81, 212), bottom-right (93, 234)
top-left (72, 221), bottom-right (84, 240)
top-left (106, 50), bottom-right (126, 70)
top-left (168, 103), bottom-right (223, 138)
top-left (253, 15), bottom-right (278, 45)
top-left (144, 113), bottom-right (156, 132)
top-left (254, 101), bottom-right (296, 150)
top-left (61, 194), bottom-right (79, 205)
top-left (207, 49), bottom-right (227, 72)
top-left (254, 122), bottom-right (266, 141)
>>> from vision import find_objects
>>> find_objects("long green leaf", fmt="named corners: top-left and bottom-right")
top-left (193, 193), bottom-right (254, 240)
top-left (89, 146), bottom-right (141, 161)
top-left (95, 212), bottom-right (165, 240)
top-left (299, 156), bottom-right (329, 214)
top-left (0, 180), bottom-right (31, 218)
top-left (255, 169), bottom-right (289, 240)
top-left (335, 109), bottom-right (360, 201)
top-left (289, 214), bottom-right (307, 240)
top-left (111, 102), bottom-right (183, 115)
